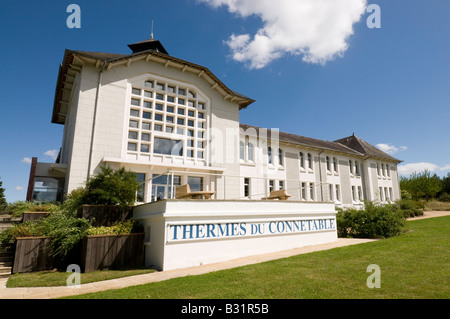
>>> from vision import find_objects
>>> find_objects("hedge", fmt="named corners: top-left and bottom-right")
top-left (336, 201), bottom-right (406, 239)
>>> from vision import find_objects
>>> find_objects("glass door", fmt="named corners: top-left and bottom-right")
top-left (151, 174), bottom-right (181, 202)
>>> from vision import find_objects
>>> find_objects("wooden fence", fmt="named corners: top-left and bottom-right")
top-left (12, 237), bottom-right (55, 273)
top-left (12, 233), bottom-right (145, 273)
top-left (22, 212), bottom-right (50, 223)
top-left (81, 233), bottom-right (145, 273)
top-left (77, 205), bottom-right (132, 227)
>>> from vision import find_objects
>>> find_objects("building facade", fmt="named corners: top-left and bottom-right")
top-left (27, 39), bottom-right (401, 207)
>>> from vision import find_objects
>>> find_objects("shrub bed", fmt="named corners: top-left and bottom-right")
top-left (336, 201), bottom-right (406, 239)
top-left (396, 199), bottom-right (424, 218)
top-left (1, 213), bottom-right (141, 258)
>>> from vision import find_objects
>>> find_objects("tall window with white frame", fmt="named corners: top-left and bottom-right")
top-left (269, 180), bottom-right (274, 193)
top-left (309, 182), bottom-right (315, 201)
top-left (135, 173), bottom-right (146, 202)
top-left (248, 139), bottom-right (254, 162)
top-left (326, 156), bottom-right (331, 172)
top-left (240, 137), bottom-right (254, 163)
top-left (244, 178), bottom-right (250, 198)
top-left (278, 148), bottom-right (283, 166)
top-left (301, 182), bottom-right (306, 200)
top-left (307, 153), bottom-right (313, 170)
top-left (333, 157), bottom-right (338, 174)
top-left (299, 152), bottom-right (305, 169)
top-left (354, 161), bottom-right (360, 176)
top-left (335, 184), bottom-right (340, 202)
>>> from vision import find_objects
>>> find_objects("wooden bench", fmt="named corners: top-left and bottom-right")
top-left (262, 189), bottom-right (291, 200)
top-left (175, 184), bottom-right (216, 200)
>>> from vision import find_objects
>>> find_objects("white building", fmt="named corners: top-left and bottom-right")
top-left (27, 38), bottom-right (401, 207)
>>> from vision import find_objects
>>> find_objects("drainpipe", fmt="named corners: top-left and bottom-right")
top-left (362, 156), bottom-right (372, 202)
top-left (318, 150), bottom-right (325, 202)
top-left (87, 61), bottom-right (106, 180)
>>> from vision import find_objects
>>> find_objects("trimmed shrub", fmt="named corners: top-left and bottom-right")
top-left (396, 199), bottom-right (424, 218)
top-left (86, 220), bottom-right (142, 236)
top-left (336, 201), bottom-right (406, 239)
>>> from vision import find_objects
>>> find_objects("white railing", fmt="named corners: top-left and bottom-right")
top-left (137, 169), bottom-right (350, 204)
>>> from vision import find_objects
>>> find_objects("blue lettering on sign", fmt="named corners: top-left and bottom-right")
top-left (169, 218), bottom-right (336, 241)
top-left (240, 223), bottom-right (247, 236)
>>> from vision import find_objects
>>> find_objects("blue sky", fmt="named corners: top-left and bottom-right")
top-left (1, 0), bottom-right (449, 203)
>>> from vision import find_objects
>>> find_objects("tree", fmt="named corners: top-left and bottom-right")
top-left (0, 177), bottom-right (7, 212)
top-left (82, 166), bottom-right (140, 206)
top-left (400, 170), bottom-right (442, 201)
top-left (442, 173), bottom-right (450, 195)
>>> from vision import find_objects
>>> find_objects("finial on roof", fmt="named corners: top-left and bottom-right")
top-left (150, 19), bottom-right (154, 40)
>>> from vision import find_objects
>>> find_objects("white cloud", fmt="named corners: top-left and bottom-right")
top-left (200, 0), bottom-right (367, 68)
top-left (44, 149), bottom-right (58, 160)
top-left (440, 164), bottom-right (450, 171)
top-left (376, 143), bottom-right (408, 155)
top-left (21, 157), bottom-right (32, 164)
top-left (15, 186), bottom-right (24, 191)
top-left (398, 162), bottom-right (440, 176)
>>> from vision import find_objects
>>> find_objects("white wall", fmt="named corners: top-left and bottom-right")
top-left (63, 58), bottom-right (243, 196)
top-left (133, 200), bottom-right (337, 271)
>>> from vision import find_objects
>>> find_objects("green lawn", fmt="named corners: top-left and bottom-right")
top-left (65, 216), bottom-right (449, 299)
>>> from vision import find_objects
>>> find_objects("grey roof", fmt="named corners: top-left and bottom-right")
top-left (71, 50), bottom-right (127, 61)
top-left (127, 39), bottom-right (169, 54)
top-left (334, 135), bottom-right (401, 162)
top-left (240, 123), bottom-right (401, 162)
top-left (240, 123), bottom-right (363, 156)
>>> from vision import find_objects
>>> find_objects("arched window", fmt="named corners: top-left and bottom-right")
top-left (240, 141), bottom-right (245, 160)
top-left (248, 142), bottom-right (254, 162)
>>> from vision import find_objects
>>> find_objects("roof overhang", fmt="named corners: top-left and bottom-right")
top-left (102, 157), bottom-right (226, 173)
top-left (52, 49), bottom-right (255, 124)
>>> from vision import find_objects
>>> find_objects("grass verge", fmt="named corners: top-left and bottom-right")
top-left (7, 268), bottom-right (155, 288)
top-left (65, 216), bottom-right (449, 299)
